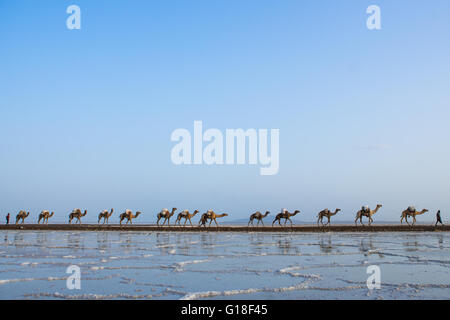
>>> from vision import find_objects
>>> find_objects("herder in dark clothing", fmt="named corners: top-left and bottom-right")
top-left (6, 213), bottom-right (10, 225)
top-left (435, 210), bottom-right (444, 226)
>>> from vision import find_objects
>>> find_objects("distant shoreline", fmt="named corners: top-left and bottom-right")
top-left (0, 224), bottom-right (448, 232)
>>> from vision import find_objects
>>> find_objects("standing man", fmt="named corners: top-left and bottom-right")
top-left (6, 213), bottom-right (10, 225)
top-left (435, 210), bottom-right (444, 226)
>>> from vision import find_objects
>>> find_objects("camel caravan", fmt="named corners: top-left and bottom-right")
top-left (2, 204), bottom-right (444, 228)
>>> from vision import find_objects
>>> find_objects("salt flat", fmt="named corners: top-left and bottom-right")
top-left (0, 230), bottom-right (449, 299)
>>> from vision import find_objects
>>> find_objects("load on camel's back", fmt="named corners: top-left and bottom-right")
top-left (408, 206), bottom-right (416, 213)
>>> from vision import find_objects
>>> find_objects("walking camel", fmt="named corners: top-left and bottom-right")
top-left (317, 208), bottom-right (341, 226)
top-left (98, 208), bottom-right (114, 224)
top-left (354, 204), bottom-right (382, 226)
top-left (68, 209), bottom-right (87, 224)
top-left (156, 208), bottom-right (177, 227)
top-left (38, 210), bottom-right (54, 224)
top-left (199, 210), bottom-right (228, 227)
top-left (272, 209), bottom-right (300, 226)
top-left (15, 210), bottom-right (30, 224)
top-left (119, 209), bottom-right (141, 225)
top-left (400, 206), bottom-right (428, 225)
top-left (198, 212), bottom-right (210, 227)
top-left (248, 211), bottom-right (270, 227)
top-left (175, 210), bottom-right (199, 226)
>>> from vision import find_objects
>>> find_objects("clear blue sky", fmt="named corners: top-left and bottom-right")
top-left (1, 1), bottom-right (449, 223)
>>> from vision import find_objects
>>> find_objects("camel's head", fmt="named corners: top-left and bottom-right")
top-left (336, 208), bottom-right (341, 213)
top-left (193, 210), bottom-right (199, 214)
top-left (136, 211), bottom-right (142, 216)
top-left (423, 209), bottom-right (429, 214)
top-left (294, 210), bottom-right (300, 214)
top-left (222, 213), bottom-right (228, 217)
top-left (265, 211), bottom-right (270, 215)
top-left (376, 204), bottom-right (383, 208)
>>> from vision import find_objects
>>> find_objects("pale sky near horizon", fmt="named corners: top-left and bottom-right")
top-left (0, 1), bottom-right (449, 223)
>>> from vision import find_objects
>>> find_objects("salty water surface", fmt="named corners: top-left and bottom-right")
top-left (0, 231), bottom-right (449, 299)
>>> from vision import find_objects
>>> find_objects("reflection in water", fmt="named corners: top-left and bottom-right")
top-left (249, 233), bottom-right (266, 255)
top-left (36, 232), bottom-right (47, 245)
top-left (155, 233), bottom-right (175, 255)
top-left (0, 230), bottom-right (449, 299)
top-left (67, 232), bottom-right (84, 251)
top-left (438, 234), bottom-right (444, 250)
top-left (119, 232), bottom-right (133, 253)
top-left (274, 234), bottom-right (299, 255)
top-left (404, 235), bottom-right (419, 252)
top-left (13, 233), bottom-right (24, 248)
top-left (318, 235), bottom-right (335, 254)
top-left (96, 232), bottom-right (110, 250)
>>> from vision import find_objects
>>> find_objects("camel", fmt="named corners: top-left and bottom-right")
top-left (199, 210), bottom-right (228, 227)
top-left (272, 210), bottom-right (300, 226)
top-left (248, 211), bottom-right (270, 227)
top-left (198, 212), bottom-right (210, 227)
top-left (98, 208), bottom-right (114, 224)
top-left (175, 210), bottom-right (199, 226)
top-left (119, 210), bottom-right (141, 225)
top-left (400, 206), bottom-right (428, 225)
top-left (317, 208), bottom-right (341, 226)
top-left (355, 204), bottom-right (382, 226)
top-left (38, 210), bottom-right (54, 224)
top-left (68, 209), bottom-right (87, 224)
top-left (15, 210), bottom-right (30, 224)
top-left (156, 208), bottom-right (177, 227)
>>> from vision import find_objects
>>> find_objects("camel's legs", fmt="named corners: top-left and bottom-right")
top-left (260, 220), bottom-right (264, 227)
top-left (248, 218), bottom-right (253, 226)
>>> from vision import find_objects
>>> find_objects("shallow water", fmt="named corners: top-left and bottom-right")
top-left (0, 231), bottom-right (449, 299)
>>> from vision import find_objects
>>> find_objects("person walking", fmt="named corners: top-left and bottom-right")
top-left (435, 210), bottom-right (444, 226)
top-left (6, 213), bottom-right (10, 225)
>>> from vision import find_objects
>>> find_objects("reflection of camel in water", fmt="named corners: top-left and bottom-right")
top-left (199, 210), bottom-right (228, 227)
top-left (319, 235), bottom-right (334, 254)
top-left (354, 204), bottom-right (382, 226)
top-left (275, 235), bottom-right (299, 255)
top-left (69, 209), bottom-right (87, 224)
top-left (119, 210), bottom-right (141, 225)
top-left (317, 208), bottom-right (341, 226)
top-left (15, 211), bottom-right (30, 224)
top-left (248, 211), bottom-right (270, 227)
top-left (400, 206), bottom-right (428, 225)
top-left (175, 210), bottom-right (199, 226)
top-left (272, 210), bottom-right (300, 226)
top-left (38, 210), bottom-right (54, 224)
top-left (156, 208), bottom-right (177, 227)
top-left (98, 208), bottom-right (114, 224)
